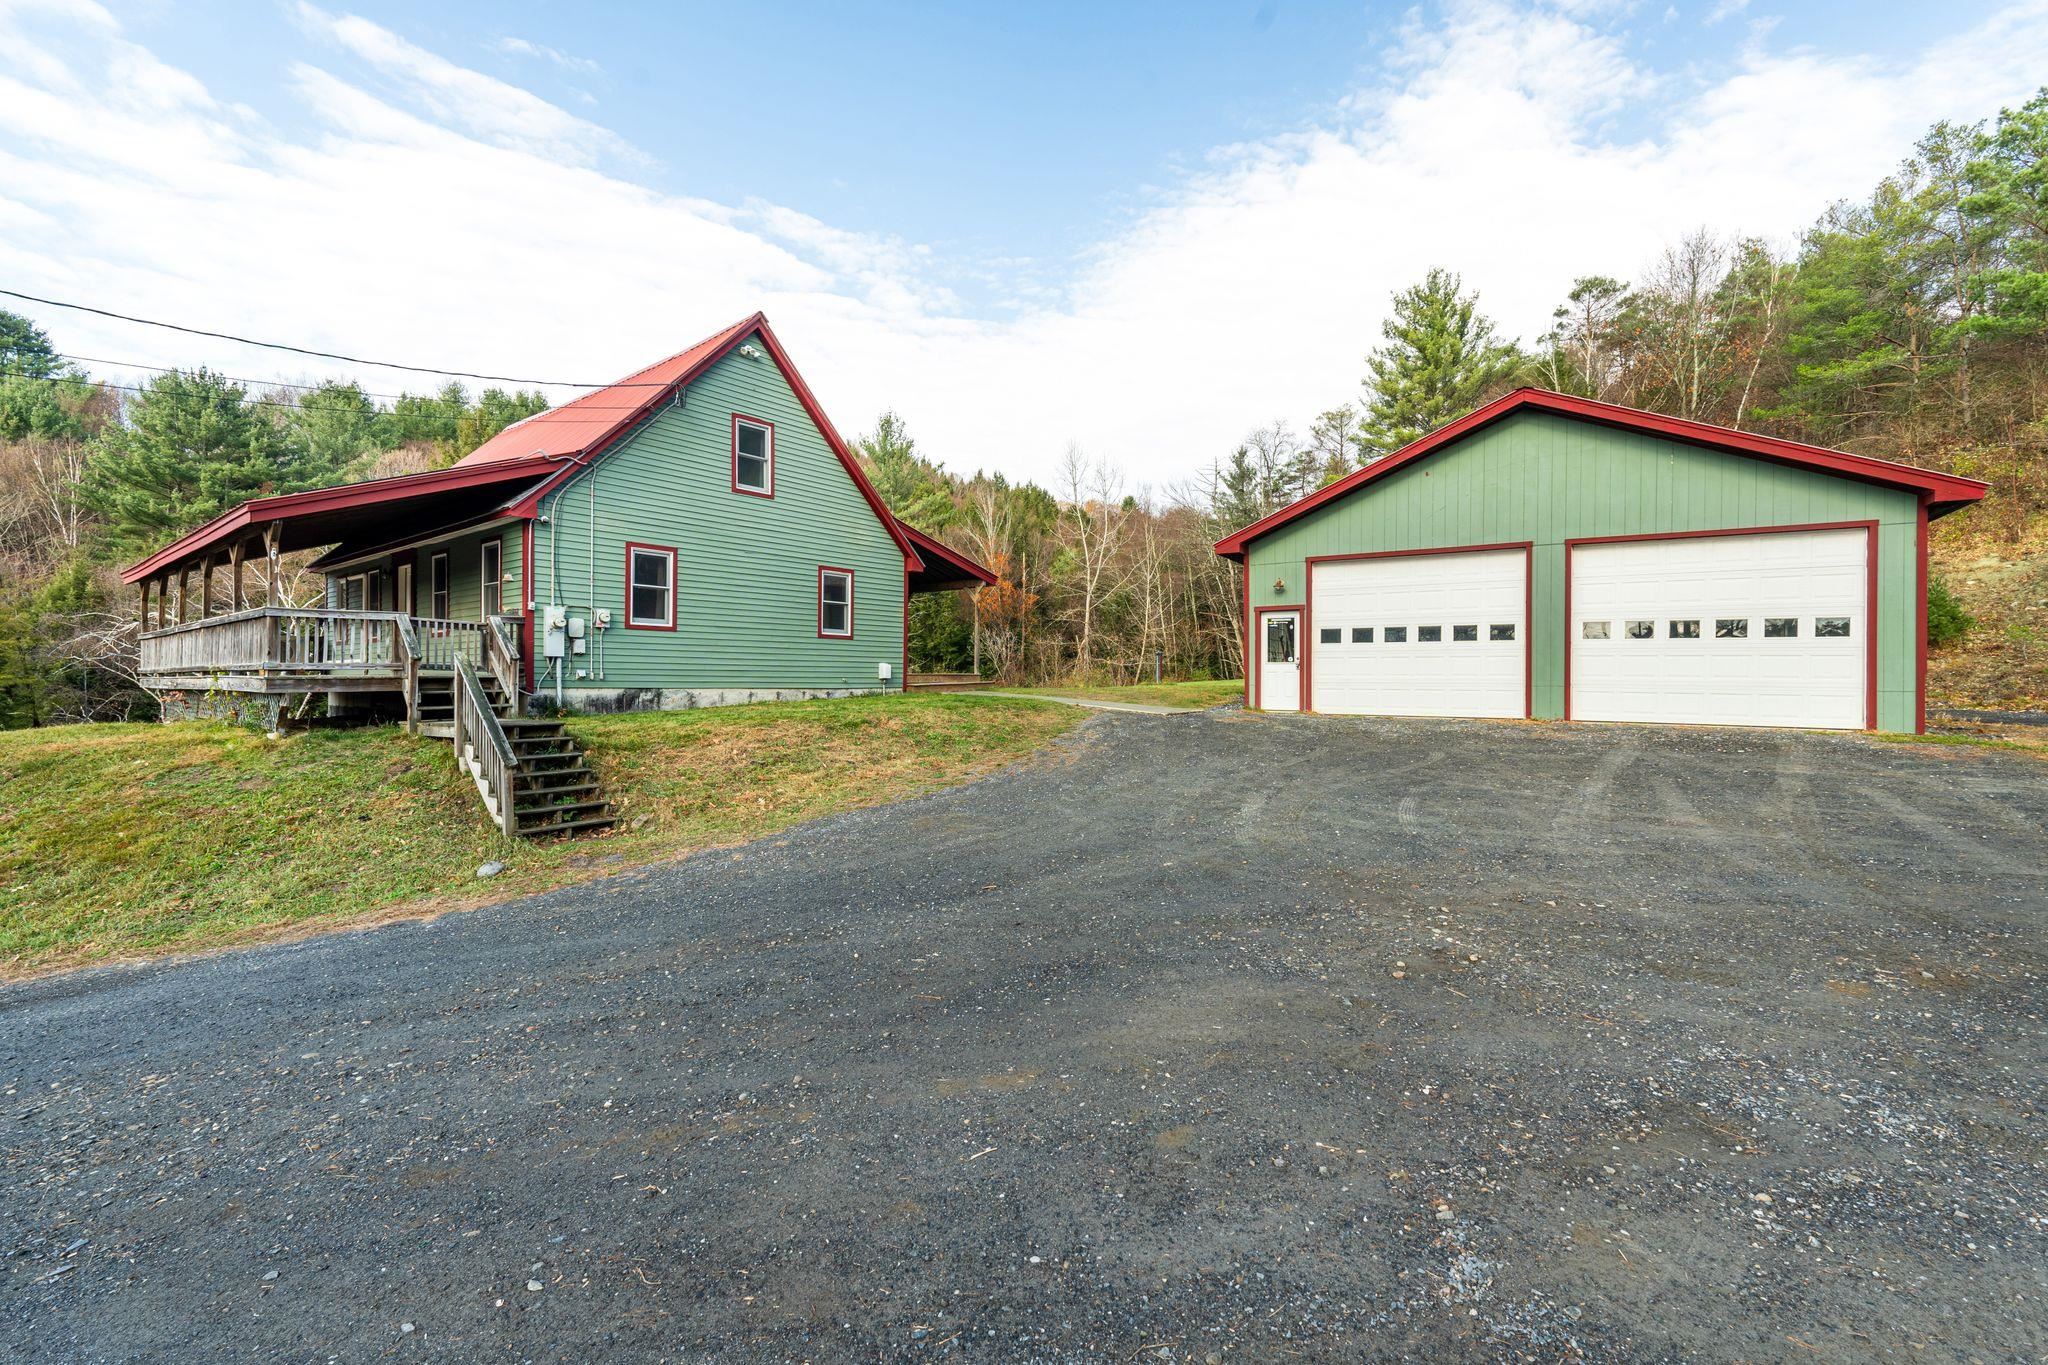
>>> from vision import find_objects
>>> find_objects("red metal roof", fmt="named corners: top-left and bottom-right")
top-left (457, 315), bottom-right (759, 467)
top-left (1213, 388), bottom-right (1992, 559)
top-left (121, 457), bottom-right (557, 584)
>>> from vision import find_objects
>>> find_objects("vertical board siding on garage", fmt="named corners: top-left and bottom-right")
top-left (1246, 411), bottom-right (1921, 730)
top-left (531, 344), bottom-right (905, 693)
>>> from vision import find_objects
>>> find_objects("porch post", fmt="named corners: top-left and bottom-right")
top-left (200, 556), bottom-right (215, 619)
top-left (139, 579), bottom-right (151, 631)
top-left (172, 566), bottom-right (188, 623)
top-left (229, 540), bottom-right (247, 611)
top-left (154, 575), bottom-right (168, 629)
top-left (263, 521), bottom-right (281, 606)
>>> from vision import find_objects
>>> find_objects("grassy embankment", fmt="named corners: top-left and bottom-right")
top-left (0, 693), bottom-right (1080, 978)
top-left (1929, 519), bottom-right (2047, 712)
top-left (998, 679), bottom-right (1243, 709)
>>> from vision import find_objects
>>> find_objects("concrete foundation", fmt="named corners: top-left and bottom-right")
top-left (158, 690), bottom-right (289, 729)
top-left (545, 685), bottom-right (895, 714)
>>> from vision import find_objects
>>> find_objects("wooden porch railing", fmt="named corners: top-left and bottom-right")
top-left (139, 607), bottom-right (409, 677)
top-left (138, 610), bottom-right (520, 681)
top-left (451, 656), bottom-right (518, 837)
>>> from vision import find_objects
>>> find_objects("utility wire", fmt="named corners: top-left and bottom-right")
top-left (0, 365), bottom-right (662, 427)
top-left (1, 288), bottom-right (680, 390)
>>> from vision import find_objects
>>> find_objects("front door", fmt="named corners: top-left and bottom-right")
top-left (1258, 609), bottom-right (1301, 712)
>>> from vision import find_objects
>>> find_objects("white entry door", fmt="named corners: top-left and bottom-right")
top-left (1257, 610), bottom-right (1301, 711)
top-left (1309, 548), bottom-right (1527, 718)
top-left (1570, 527), bottom-right (1868, 729)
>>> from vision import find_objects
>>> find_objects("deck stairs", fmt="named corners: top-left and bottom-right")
top-left (425, 664), bottom-right (615, 839)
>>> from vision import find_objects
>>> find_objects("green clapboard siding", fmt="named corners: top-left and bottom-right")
top-left (327, 525), bottom-right (521, 621)
top-left (1245, 410), bottom-right (1922, 730)
top-left (529, 343), bottom-right (905, 693)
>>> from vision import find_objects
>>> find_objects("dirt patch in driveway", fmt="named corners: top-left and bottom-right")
top-left (2, 711), bottom-right (2043, 1361)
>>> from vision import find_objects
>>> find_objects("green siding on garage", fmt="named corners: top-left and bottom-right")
top-left (528, 343), bottom-right (906, 695)
top-left (1244, 410), bottom-right (1922, 730)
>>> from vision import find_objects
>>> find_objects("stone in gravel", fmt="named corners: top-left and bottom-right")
top-left (1436, 1208), bottom-right (1455, 1222)
top-left (477, 861), bottom-right (505, 879)
top-left (400, 1323), bottom-right (415, 1335)
top-left (526, 1280), bottom-right (544, 1292)
top-left (262, 1269), bottom-right (278, 1281)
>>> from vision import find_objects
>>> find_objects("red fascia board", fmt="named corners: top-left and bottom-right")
top-left (900, 523), bottom-right (994, 584)
top-left (121, 457), bottom-right (557, 584)
top-left (1213, 389), bottom-right (1990, 558)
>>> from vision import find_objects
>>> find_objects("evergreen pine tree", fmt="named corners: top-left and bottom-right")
top-left (1357, 268), bottom-right (1521, 456)
top-left (82, 369), bottom-right (291, 552)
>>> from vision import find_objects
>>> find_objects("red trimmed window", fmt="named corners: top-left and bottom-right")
top-left (732, 415), bottom-right (773, 496)
top-left (625, 543), bottom-right (677, 630)
top-left (818, 567), bottom-right (853, 638)
top-left (480, 539), bottom-right (502, 617)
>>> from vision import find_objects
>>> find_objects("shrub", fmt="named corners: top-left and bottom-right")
top-left (1926, 575), bottom-right (1973, 649)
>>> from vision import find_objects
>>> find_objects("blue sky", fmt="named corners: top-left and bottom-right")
top-left (3, 1), bottom-right (2045, 482)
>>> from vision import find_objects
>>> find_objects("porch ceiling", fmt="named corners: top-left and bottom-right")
top-left (121, 458), bottom-right (559, 584)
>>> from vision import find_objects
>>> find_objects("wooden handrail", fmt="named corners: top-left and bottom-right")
top-left (483, 614), bottom-right (522, 702)
top-left (452, 656), bottom-right (518, 837)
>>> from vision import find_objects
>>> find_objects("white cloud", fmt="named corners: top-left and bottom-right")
top-left (2, 1), bottom-right (2046, 491)
top-left (495, 35), bottom-right (602, 78)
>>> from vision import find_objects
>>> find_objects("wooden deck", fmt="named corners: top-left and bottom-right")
top-left (138, 609), bottom-right (500, 695)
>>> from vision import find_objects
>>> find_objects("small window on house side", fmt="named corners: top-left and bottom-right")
top-left (430, 553), bottom-right (450, 620)
top-left (1669, 619), bottom-right (1701, 639)
top-left (1417, 625), bottom-right (1442, 642)
top-left (1351, 627), bottom-right (1373, 643)
top-left (627, 545), bottom-right (676, 629)
top-left (819, 568), bottom-right (854, 637)
top-left (1489, 624), bottom-right (1516, 642)
top-left (1715, 618), bottom-right (1747, 639)
top-left (1815, 616), bottom-right (1851, 638)
top-left (1582, 620), bottom-right (1611, 640)
top-left (1319, 627), bottom-right (1340, 644)
top-left (1384, 626), bottom-right (1408, 643)
top-left (480, 540), bottom-right (502, 618)
top-left (1626, 620), bottom-right (1654, 639)
top-left (1452, 624), bottom-right (1478, 642)
top-left (1764, 617), bottom-right (1799, 638)
top-left (733, 416), bottom-right (773, 495)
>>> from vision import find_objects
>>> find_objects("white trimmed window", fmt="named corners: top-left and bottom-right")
top-left (818, 567), bottom-right (853, 637)
top-left (480, 540), bottom-right (502, 617)
top-left (627, 544), bottom-right (676, 629)
top-left (732, 416), bottom-right (773, 496)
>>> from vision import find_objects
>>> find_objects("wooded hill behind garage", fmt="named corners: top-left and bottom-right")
top-left (1216, 388), bottom-right (1988, 732)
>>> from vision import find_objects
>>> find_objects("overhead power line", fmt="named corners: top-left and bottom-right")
top-left (1, 288), bottom-right (676, 390)
top-left (0, 365), bottom-right (660, 429)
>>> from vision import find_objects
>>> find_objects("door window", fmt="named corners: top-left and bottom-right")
top-left (1264, 615), bottom-right (1296, 663)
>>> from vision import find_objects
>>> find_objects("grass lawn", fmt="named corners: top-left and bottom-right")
top-left (0, 693), bottom-right (1080, 979)
top-left (999, 679), bottom-right (1243, 709)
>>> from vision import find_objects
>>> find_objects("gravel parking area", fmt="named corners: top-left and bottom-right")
top-left (3, 709), bottom-right (2044, 1361)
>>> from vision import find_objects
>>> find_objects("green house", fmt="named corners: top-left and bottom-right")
top-left (125, 314), bottom-right (992, 725)
top-left (1215, 390), bottom-right (1987, 733)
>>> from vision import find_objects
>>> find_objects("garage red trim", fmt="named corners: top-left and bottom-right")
top-left (1563, 520), bottom-right (1880, 731)
top-left (1214, 390), bottom-right (1988, 559)
top-left (1251, 604), bottom-right (1305, 711)
top-left (1304, 542), bottom-right (1533, 719)
top-left (1915, 498), bottom-right (1930, 735)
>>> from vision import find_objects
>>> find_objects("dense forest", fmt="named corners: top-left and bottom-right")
top-left (1, 90), bottom-right (2043, 727)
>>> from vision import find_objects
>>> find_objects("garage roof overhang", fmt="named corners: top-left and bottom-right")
top-left (1212, 389), bottom-right (1992, 560)
top-left (120, 457), bottom-right (559, 585)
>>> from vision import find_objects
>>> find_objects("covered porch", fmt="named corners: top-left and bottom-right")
top-left (123, 457), bottom-right (560, 725)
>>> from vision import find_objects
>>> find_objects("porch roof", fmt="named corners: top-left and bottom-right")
top-left (120, 457), bottom-right (558, 585)
top-left (902, 523), bottom-right (995, 593)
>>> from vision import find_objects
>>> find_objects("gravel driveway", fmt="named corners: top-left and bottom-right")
top-left (4, 709), bottom-right (2044, 1362)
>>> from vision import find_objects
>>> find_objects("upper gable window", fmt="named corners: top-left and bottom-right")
top-left (732, 415), bottom-right (774, 497)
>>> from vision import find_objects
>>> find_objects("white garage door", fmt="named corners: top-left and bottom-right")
top-left (1310, 549), bottom-right (1526, 718)
top-left (1570, 528), bottom-right (1868, 729)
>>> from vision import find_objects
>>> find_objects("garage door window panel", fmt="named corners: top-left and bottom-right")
top-left (1816, 617), bottom-right (1851, 638)
top-left (1490, 624), bottom-right (1515, 641)
top-left (1384, 626), bottom-right (1407, 642)
top-left (1417, 625), bottom-right (1442, 642)
top-left (1583, 621), bottom-right (1611, 640)
top-left (1452, 624), bottom-right (1478, 642)
top-left (1319, 627), bottom-right (1340, 644)
top-left (1352, 627), bottom-right (1373, 643)
top-left (1669, 619), bottom-right (1701, 639)
top-left (1765, 617), bottom-right (1799, 638)
top-left (1716, 618), bottom-right (1748, 638)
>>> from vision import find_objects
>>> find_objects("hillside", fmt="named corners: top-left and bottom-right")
top-left (0, 694), bottom-right (1081, 978)
top-left (1929, 520), bottom-right (2048, 712)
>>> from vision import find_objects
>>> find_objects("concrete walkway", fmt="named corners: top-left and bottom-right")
top-left (968, 689), bottom-right (1195, 715)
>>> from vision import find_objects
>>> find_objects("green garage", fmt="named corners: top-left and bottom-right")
top-left (1214, 390), bottom-right (1987, 733)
